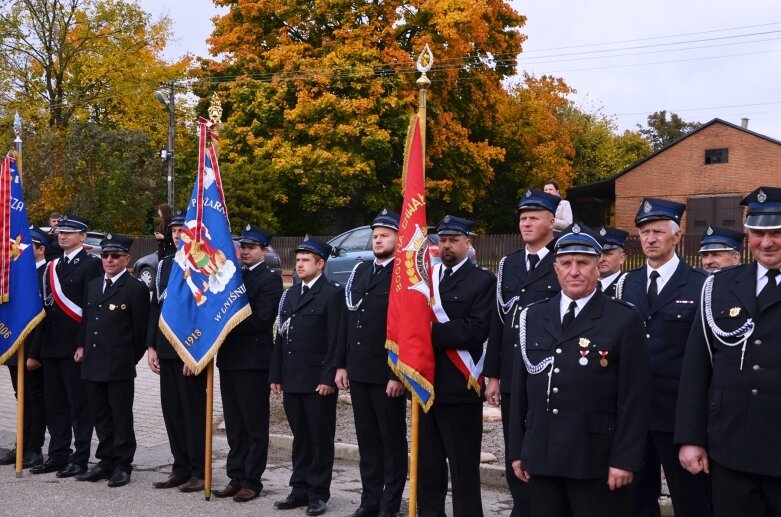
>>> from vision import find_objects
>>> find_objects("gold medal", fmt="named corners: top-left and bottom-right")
top-left (600, 358), bottom-right (608, 367)
top-left (109, 304), bottom-right (116, 311)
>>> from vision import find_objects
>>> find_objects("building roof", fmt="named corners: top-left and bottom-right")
top-left (568, 118), bottom-right (781, 199)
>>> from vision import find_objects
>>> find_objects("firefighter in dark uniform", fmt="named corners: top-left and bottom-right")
top-left (596, 226), bottom-right (629, 298)
top-left (484, 188), bottom-right (561, 515)
top-left (419, 215), bottom-right (496, 517)
top-left (270, 236), bottom-right (343, 517)
top-left (335, 209), bottom-right (407, 517)
top-left (74, 234), bottom-right (149, 487)
top-left (676, 187), bottom-right (781, 517)
top-left (148, 209), bottom-right (207, 493)
top-left (0, 227), bottom-right (49, 468)
top-left (508, 223), bottom-right (651, 517)
top-left (618, 198), bottom-right (711, 517)
top-left (31, 214), bottom-right (102, 477)
top-left (212, 224), bottom-right (283, 503)
top-left (697, 225), bottom-right (742, 273)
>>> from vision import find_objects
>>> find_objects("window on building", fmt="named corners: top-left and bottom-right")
top-left (705, 148), bottom-right (729, 164)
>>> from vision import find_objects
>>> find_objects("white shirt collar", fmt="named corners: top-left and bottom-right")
top-left (526, 245), bottom-right (550, 261)
top-left (442, 256), bottom-right (470, 277)
top-left (375, 256), bottom-right (394, 268)
top-left (647, 254), bottom-right (680, 291)
top-left (303, 273), bottom-right (322, 292)
top-left (105, 269), bottom-right (127, 283)
top-left (560, 288), bottom-right (598, 322)
top-left (35, 259), bottom-right (46, 268)
top-left (600, 270), bottom-right (622, 291)
top-left (247, 260), bottom-right (265, 272)
top-left (756, 262), bottom-right (780, 295)
top-left (64, 247), bottom-right (83, 262)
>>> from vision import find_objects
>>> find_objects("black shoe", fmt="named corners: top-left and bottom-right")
top-left (56, 462), bottom-right (87, 478)
top-left (30, 457), bottom-right (66, 475)
top-left (0, 449), bottom-right (16, 465)
top-left (347, 507), bottom-right (377, 517)
top-left (75, 465), bottom-right (112, 482)
top-left (22, 451), bottom-right (43, 469)
top-left (177, 477), bottom-right (205, 493)
top-left (152, 473), bottom-right (190, 489)
top-left (307, 499), bottom-right (327, 516)
top-left (377, 513), bottom-right (398, 517)
top-left (275, 495), bottom-right (309, 510)
top-left (107, 469), bottom-right (131, 487)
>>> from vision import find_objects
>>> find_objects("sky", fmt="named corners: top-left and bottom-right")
top-left (139, 0), bottom-right (781, 139)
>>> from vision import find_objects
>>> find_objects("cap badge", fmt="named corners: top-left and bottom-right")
top-left (729, 307), bottom-right (741, 317)
top-left (643, 200), bottom-right (652, 214)
top-left (303, 235), bottom-right (310, 242)
top-left (381, 208), bottom-right (388, 215)
top-left (443, 215), bottom-right (451, 223)
top-left (599, 227), bottom-right (607, 236)
top-left (106, 233), bottom-right (112, 240)
top-left (525, 189), bottom-right (531, 197)
top-left (758, 189), bottom-right (767, 203)
top-left (572, 223), bottom-right (581, 233)
top-left (245, 224), bottom-right (251, 231)
top-left (706, 226), bottom-right (713, 235)
top-left (61, 215), bottom-right (68, 221)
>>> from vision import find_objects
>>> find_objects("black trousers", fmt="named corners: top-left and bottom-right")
top-left (418, 402), bottom-right (483, 517)
top-left (283, 391), bottom-right (337, 502)
top-left (220, 368), bottom-right (270, 493)
top-left (529, 474), bottom-right (631, 517)
top-left (351, 381), bottom-right (408, 514)
top-left (160, 358), bottom-right (205, 479)
top-left (501, 392), bottom-right (530, 517)
top-left (711, 460), bottom-right (781, 517)
top-left (41, 357), bottom-right (93, 466)
top-left (630, 431), bottom-right (711, 517)
top-left (6, 364), bottom-right (46, 452)
top-left (84, 379), bottom-right (135, 472)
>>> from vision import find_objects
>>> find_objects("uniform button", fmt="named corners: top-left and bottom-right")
top-left (361, 309), bottom-right (365, 312)
top-left (676, 314), bottom-right (681, 319)
top-left (553, 368), bottom-right (560, 373)
top-left (646, 334), bottom-right (650, 339)
top-left (552, 409), bottom-right (559, 415)
top-left (93, 331), bottom-right (98, 335)
top-left (753, 364), bottom-right (760, 371)
top-left (552, 387), bottom-right (559, 393)
top-left (751, 389), bottom-right (759, 396)
top-left (92, 344), bottom-right (96, 348)
top-left (521, 289), bottom-right (526, 293)
top-left (513, 344), bottom-right (518, 348)
top-left (364, 292), bottom-right (368, 295)
top-left (754, 339), bottom-right (762, 345)
top-left (514, 325), bottom-right (519, 329)
top-left (357, 341), bottom-right (361, 345)
top-left (555, 348), bottom-right (562, 354)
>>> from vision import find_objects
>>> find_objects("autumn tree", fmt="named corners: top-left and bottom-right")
top-left (638, 110), bottom-right (700, 151)
top-left (0, 0), bottom-right (194, 231)
top-left (201, 0), bottom-right (526, 232)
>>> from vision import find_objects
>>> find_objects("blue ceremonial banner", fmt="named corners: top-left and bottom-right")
top-left (0, 153), bottom-right (45, 365)
top-left (159, 120), bottom-right (250, 374)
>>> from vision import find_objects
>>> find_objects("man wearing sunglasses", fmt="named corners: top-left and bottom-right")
top-left (74, 234), bottom-right (150, 487)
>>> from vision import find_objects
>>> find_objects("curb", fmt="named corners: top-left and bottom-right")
top-left (268, 433), bottom-right (674, 514)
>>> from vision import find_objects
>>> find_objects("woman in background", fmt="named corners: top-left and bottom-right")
top-left (155, 204), bottom-right (175, 259)
top-left (543, 180), bottom-right (573, 231)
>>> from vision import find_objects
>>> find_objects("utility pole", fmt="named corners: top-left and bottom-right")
top-left (156, 81), bottom-right (175, 206)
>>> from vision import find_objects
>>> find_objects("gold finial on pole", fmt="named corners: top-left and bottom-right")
top-left (207, 92), bottom-right (223, 126)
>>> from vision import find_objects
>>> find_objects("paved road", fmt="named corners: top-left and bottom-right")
top-left (0, 356), bottom-right (515, 516)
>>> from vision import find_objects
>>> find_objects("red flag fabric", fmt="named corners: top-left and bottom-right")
top-left (386, 115), bottom-right (435, 411)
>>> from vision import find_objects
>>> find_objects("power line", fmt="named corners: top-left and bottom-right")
top-left (613, 101), bottom-right (781, 117)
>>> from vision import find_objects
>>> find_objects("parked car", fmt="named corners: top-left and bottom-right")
top-left (132, 242), bottom-right (283, 290)
top-left (293, 225), bottom-right (478, 285)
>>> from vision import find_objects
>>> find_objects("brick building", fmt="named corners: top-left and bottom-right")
top-left (567, 118), bottom-right (781, 233)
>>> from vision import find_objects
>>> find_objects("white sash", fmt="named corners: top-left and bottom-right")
top-left (48, 258), bottom-right (83, 322)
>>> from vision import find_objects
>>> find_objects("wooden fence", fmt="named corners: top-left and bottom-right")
top-left (129, 233), bottom-right (752, 273)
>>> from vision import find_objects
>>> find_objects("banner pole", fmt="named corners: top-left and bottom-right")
top-left (14, 343), bottom-right (24, 477)
top-left (204, 359), bottom-right (214, 500)
top-left (407, 44), bottom-right (433, 517)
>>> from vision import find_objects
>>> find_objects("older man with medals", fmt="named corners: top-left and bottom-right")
top-left (509, 223), bottom-right (651, 517)
top-left (676, 187), bottom-right (781, 517)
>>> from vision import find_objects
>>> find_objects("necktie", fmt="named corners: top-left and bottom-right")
top-left (62, 256), bottom-right (70, 266)
top-left (441, 268), bottom-right (453, 286)
top-left (758, 269), bottom-right (779, 311)
top-left (302, 284), bottom-right (310, 295)
top-left (373, 264), bottom-right (383, 276)
top-left (528, 254), bottom-right (539, 271)
top-left (104, 278), bottom-right (113, 293)
top-left (648, 270), bottom-right (660, 306)
top-left (561, 300), bottom-right (578, 331)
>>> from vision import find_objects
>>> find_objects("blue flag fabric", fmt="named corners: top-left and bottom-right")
top-left (159, 124), bottom-right (250, 374)
top-left (0, 153), bottom-right (45, 365)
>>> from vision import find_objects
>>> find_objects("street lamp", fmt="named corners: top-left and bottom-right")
top-left (156, 81), bottom-right (175, 207)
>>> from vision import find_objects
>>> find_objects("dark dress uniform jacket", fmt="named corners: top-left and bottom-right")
top-left (485, 249), bottom-right (559, 393)
top-left (602, 272), bottom-right (627, 299)
top-left (270, 276), bottom-right (343, 392)
top-left (41, 250), bottom-right (103, 358)
top-left (620, 259), bottom-right (706, 432)
top-left (147, 255), bottom-right (178, 360)
top-left (432, 260), bottom-right (496, 404)
top-left (79, 272), bottom-right (150, 382)
top-left (218, 264), bottom-right (283, 371)
top-left (676, 263), bottom-right (781, 477)
top-left (336, 261), bottom-right (394, 384)
top-left (509, 291), bottom-right (651, 479)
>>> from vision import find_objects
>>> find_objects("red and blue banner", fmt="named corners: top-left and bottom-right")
top-left (0, 153), bottom-right (44, 364)
top-left (386, 115), bottom-right (435, 411)
top-left (159, 119), bottom-right (250, 374)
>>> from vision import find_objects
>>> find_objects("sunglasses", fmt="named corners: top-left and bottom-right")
top-left (101, 252), bottom-right (128, 260)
